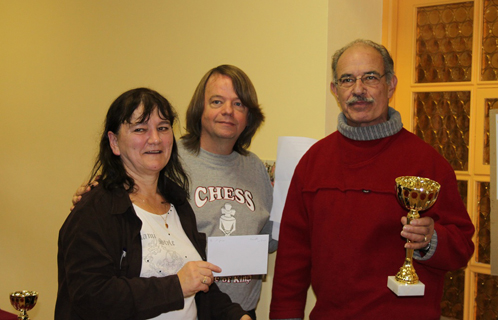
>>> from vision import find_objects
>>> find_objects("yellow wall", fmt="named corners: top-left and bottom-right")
top-left (0, 1), bottom-right (381, 318)
top-left (326, 1), bottom-right (384, 135)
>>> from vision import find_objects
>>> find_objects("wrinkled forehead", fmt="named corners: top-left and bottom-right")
top-left (337, 44), bottom-right (385, 77)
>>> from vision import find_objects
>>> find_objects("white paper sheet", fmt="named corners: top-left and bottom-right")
top-left (270, 136), bottom-right (318, 240)
top-left (207, 234), bottom-right (269, 277)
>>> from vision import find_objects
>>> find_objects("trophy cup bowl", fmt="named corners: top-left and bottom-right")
top-left (10, 291), bottom-right (38, 320)
top-left (395, 176), bottom-right (440, 216)
top-left (387, 176), bottom-right (440, 296)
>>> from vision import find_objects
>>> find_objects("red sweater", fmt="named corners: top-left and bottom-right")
top-left (270, 128), bottom-right (474, 320)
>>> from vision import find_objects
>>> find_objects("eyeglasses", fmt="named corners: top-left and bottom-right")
top-left (336, 73), bottom-right (387, 88)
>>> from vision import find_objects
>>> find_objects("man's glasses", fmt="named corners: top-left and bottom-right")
top-left (336, 73), bottom-right (387, 88)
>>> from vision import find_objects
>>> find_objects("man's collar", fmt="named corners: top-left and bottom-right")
top-left (337, 107), bottom-right (403, 141)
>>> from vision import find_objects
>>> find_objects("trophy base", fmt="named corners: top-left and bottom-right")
top-left (387, 276), bottom-right (425, 296)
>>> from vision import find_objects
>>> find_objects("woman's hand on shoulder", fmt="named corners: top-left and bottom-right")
top-left (70, 177), bottom-right (100, 211)
top-left (177, 261), bottom-right (221, 297)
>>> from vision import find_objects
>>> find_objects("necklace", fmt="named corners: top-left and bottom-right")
top-left (131, 193), bottom-right (169, 228)
top-left (160, 213), bottom-right (169, 229)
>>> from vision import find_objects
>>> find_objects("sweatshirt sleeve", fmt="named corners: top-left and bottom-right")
top-left (415, 168), bottom-right (475, 271)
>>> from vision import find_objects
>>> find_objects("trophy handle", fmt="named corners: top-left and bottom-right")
top-left (18, 310), bottom-right (29, 320)
top-left (406, 208), bottom-right (420, 223)
top-left (394, 208), bottom-right (421, 284)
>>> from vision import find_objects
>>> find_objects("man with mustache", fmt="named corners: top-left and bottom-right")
top-left (269, 39), bottom-right (474, 319)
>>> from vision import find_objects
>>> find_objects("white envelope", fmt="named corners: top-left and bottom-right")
top-left (207, 234), bottom-right (269, 277)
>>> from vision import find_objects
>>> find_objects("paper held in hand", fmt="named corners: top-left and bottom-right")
top-left (207, 234), bottom-right (269, 277)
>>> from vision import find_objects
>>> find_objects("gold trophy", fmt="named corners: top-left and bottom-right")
top-left (10, 291), bottom-right (38, 320)
top-left (387, 176), bottom-right (440, 296)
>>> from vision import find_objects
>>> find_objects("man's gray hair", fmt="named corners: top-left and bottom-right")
top-left (331, 39), bottom-right (395, 83)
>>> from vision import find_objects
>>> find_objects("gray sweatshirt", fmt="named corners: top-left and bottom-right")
top-left (178, 141), bottom-right (277, 311)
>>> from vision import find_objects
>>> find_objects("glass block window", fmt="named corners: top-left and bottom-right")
top-left (414, 91), bottom-right (471, 170)
top-left (441, 269), bottom-right (466, 319)
top-left (482, 0), bottom-right (498, 81)
top-left (483, 99), bottom-right (498, 165)
top-left (457, 180), bottom-right (468, 208)
top-left (440, 179), bottom-right (468, 320)
top-left (475, 273), bottom-right (498, 319)
top-left (416, 2), bottom-right (474, 83)
top-left (477, 182), bottom-right (491, 264)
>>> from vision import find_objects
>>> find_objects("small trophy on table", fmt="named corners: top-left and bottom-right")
top-left (387, 176), bottom-right (440, 296)
top-left (10, 290), bottom-right (38, 320)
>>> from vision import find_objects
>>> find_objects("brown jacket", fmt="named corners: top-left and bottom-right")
top-left (56, 179), bottom-right (246, 320)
